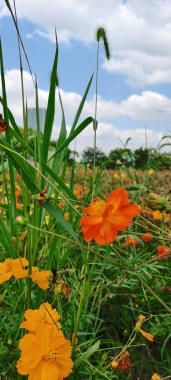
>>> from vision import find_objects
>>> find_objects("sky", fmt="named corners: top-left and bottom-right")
top-left (1, 0), bottom-right (171, 157)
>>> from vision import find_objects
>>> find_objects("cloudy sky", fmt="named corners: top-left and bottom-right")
top-left (1, 0), bottom-right (171, 156)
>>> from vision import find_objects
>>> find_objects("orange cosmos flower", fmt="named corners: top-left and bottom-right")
top-left (0, 257), bottom-right (28, 284)
top-left (151, 374), bottom-right (161, 380)
top-left (152, 210), bottom-right (162, 221)
top-left (141, 232), bottom-right (152, 242)
top-left (20, 302), bottom-right (61, 332)
top-left (111, 351), bottom-right (131, 371)
top-left (29, 267), bottom-right (51, 290)
top-left (124, 237), bottom-right (139, 246)
top-left (16, 324), bottom-right (73, 379)
top-left (135, 315), bottom-right (154, 342)
top-left (156, 245), bottom-right (171, 260)
top-left (80, 188), bottom-right (140, 245)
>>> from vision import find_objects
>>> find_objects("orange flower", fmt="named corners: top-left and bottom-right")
top-left (152, 210), bottom-right (162, 221)
top-left (124, 237), bottom-right (139, 246)
top-left (141, 232), bottom-right (152, 242)
top-left (0, 258), bottom-right (28, 284)
top-left (20, 302), bottom-right (61, 332)
top-left (0, 114), bottom-right (8, 132)
top-left (16, 324), bottom-right (73, 379)
top-left (156, 245), bottom-right (171, 260)
top-left (80, 188), bottom-right (140, 245)
top-left (151, 374), bottom-right (161, 380)
top-left (111, 351), bottom-right (131, 371)
top-left (135, 315), bottom-right (154, 342)
top-left (29, 267), bottom-right (51, 289)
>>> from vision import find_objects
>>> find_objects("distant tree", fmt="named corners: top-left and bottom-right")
top-left (82, 147), bottom-right (108, 167)
top-left (134, 148), bottom-right (150, 169)
top-left (108, 148), bottom-right (134, 168)
top-left (64, 148), bottom-right (79, 166)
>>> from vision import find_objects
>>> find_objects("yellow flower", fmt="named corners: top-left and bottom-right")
top-left (16, 324), bottom-right (73, 379)
top-left (151, 374), bottom-right (161, 380)
top-left (20, 302), bottom-right (61, 332)
top-left (148, 169), bottom-right (154, 175)
top-left (152, 210), bottom-right (162, 221)
top-left (29, 267), bottom-right (51, 290)
top-left (0, 258), bottom-right (28, 284)
top-left (135, 315), bottom-right (154, 342)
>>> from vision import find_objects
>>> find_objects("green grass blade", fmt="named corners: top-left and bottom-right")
top-left (48, 116), bottom-right (94, 161)
top-left (42, 34), bottom-right (58, 164)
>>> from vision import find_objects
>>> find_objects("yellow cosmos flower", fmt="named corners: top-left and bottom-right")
top-left (135, 315), bottom-right (154, 342)
top-left (20, 302), bottom-right (61, 332)
top-left (0, 258), bottom-right (28, 284)
top-left (16, 324), bottom-right (73, 380)
top-left (151, 374), bottom-right (161, 380)
top-left (29, 267), bottom-right (51, 290)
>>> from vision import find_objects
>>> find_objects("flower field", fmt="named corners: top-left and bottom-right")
top-left (1, 4), bottom-right (171, 380)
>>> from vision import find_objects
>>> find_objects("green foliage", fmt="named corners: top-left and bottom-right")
top-left (1, 7), bottom-right (171, 380)
top-left (82, 147), bottom-right (108, 166)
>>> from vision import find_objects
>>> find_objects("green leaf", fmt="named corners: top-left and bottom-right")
top-left (42, 33), bottom-right (58, 164)
top-left (74, 341), bottom-right (100, 368)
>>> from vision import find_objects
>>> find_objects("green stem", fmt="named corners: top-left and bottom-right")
top-left (137, 275), bottom-right (171, 314)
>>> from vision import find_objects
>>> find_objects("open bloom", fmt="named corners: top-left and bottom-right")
top-left (135, 315), bottom-right (154, 342)
top-left (80, 188), bottom-right (140, 245)
top-left (29, 267), bottom-right (51, 289)
top-left (156, 245), bottom-right (171, 260)
top-left (20, 302), bottom-right (61, 332)
top-left (0, 257), bottom-right (28, 284)
top-left (141, 232), bottom-right (152, 242)
top-left (16, 324), bottom-right (73, 380)
top-left (124, 237), bottom-right (139, 246)
top-left (151, 374), bottom-right (161, 380)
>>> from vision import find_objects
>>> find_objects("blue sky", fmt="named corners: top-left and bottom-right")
top-left (1, 0), bottom-right (171, 156)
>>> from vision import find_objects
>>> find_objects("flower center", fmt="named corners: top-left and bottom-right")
top-left (44, 348), bottom-right (58, 362)
top-left (103, 204), bottom-right (114, 218)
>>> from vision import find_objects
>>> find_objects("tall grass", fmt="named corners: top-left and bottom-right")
top-left (0, 3), bottom-right (171, 380)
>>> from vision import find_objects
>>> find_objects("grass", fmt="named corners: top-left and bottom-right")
top-left (0, 4), bottom-right (171, 380)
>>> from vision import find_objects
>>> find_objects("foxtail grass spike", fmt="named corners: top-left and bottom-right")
top-left (96, 27), bottom-right (110, 60)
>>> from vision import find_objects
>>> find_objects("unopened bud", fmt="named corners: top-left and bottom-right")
top-left (15, 215), bottom-right (27, 226)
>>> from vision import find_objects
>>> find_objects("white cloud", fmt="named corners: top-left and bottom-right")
top-left (1, 68), bottom-right (169, 158)
top-left (1, 0), bottom-right (171, 87)
top-left (65, 122), bottom-right (163, 156)
top-left (2, 69), bottom-right (171, 139)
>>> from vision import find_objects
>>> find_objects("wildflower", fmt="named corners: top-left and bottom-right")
top-left (141, 232), bottom-right (152, 242)
top-left (148, 169), bottom-right (154, 175)
top-left (33, 189), bottom-right (50, 207)
top-left (144, 192), bottom-right (168, 211)
top-left (124, 237), bottom-right (139, 246)
top-left (135, 315), bottom-right (154, 342)
top-left (55, 278), bottom-right (71, 299)
top-left (0, 114), bottom-right (8, 132)
top-left (151, 374), bottom-right (161, 380)
top-left (20, 302), bottom-right (61, 332)
top-left (152, 210), bottom-right (162, 221)
top-left (16, 324), bottom-right (73, 379)
top-left (80, 188), bottom-right (140, 245)
top-left (113, 173), bottom-right (119, 179)
top-left (29, 267), bottom-right (51, 289)
top-left (111, 360), bottom-right (119, 369)
top-left (0, 258), bottom-right (28, 284)
top-left (111, 351), bottom-right (131, 371)
top-left (156, 245), bottom-right (171, 260)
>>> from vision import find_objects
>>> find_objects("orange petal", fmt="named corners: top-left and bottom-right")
top-left (140, 328), bottom-right (154, 341)
top-left (107, 188), bottom-right (128, 209)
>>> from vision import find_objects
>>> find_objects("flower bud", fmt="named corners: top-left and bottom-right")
top-left (15, 215), bottom-right (27, 226)
top-left (144, 192), bottom-right (170, 211)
